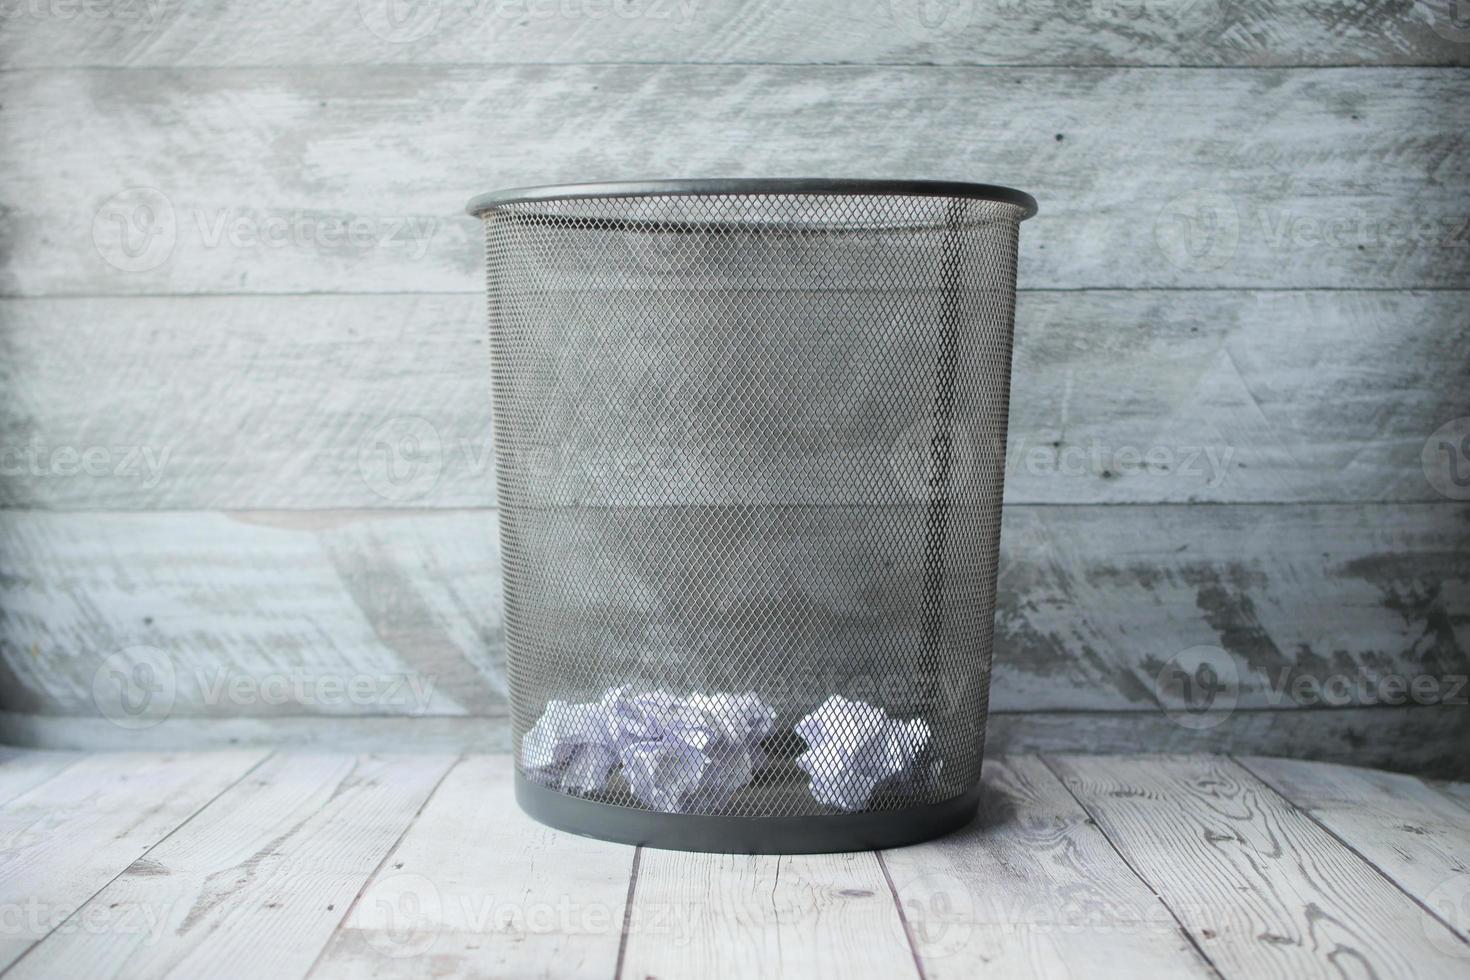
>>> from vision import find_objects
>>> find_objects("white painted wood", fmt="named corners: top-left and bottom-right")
top-left (4, 0), bottom-right (1467, 68)
top-left (1240, 755), bottom-right (1470, 944)
top-left (622, 848), bottom-right (919, 980)
top-left (0, 750), bottom-right (268, 971)
top-left (0, 509), bottom-right (506, 718)
top-left (881, 756), bottom-right (1213, 977)
top-left (4, 752), bottom-right (457, 980)
top-left (1047, 754), bottom-right (1470, 978)
top-left (2, 68), bottom-right (1464, 295)
top-left (984, 705), bottom-right (1470, 781)
top-left (1442, 781), bottom-right (1470, 810)
top-left (991, 502), bottom-right (1470, 720)
top-left (2, 290), bottom-right (1463, 509)
top-left (1, 503), bottom-right (1464, 732)
top-left (310, 755), bottom-right (635, 979)
top-left (0, 749), bottom-right (81, 806)
top-left (0, 710), bottom-right (511, 754)
top-left (0, 751), bottom-right (1466, 975)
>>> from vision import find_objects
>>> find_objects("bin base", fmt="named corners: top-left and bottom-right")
top-left (515, 773), bottom-right (981, 854)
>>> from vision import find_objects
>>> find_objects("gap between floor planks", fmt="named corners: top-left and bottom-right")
top-left (2, 752), bottom-right (1469, 979)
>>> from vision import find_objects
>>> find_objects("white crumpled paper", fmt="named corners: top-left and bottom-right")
top-left (520, 698), bottom-right (621, 794)
top-left (521, 686), bottom-right (775, 813)
top-left (794, 695), bottom-right (939, 811)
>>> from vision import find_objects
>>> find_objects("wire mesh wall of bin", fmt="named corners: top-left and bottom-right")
top-left (468, 179), bottom-right (1037, 853)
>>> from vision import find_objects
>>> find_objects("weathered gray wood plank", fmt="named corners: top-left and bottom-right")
top-left (881, 756), bottom-right (1213, 977)
top-left (310, 755), bottom-right (635, 978)
top-left (0, 750), bottom-right (269, 971)
top-left (986, 705), bottom-right (1470, 780)
top-left (4, 752), bottom-right (457, 980)
top-left (622, 848), bottom-right (918, 979)
top-left (0, 709), bottom-right (512, 753)
top-left (1048, 754), bottom-right (1470, 978)
top-left (992, 501), bottom-right (1470, 721)
top-left (1240, 755), bottom-right (1470, 944)
top-left (1442, 781), bottom-right (1470, 810)
top-left (0, 509), bottom-right (507, 718)
top-left (1, 503), bottom-right (1463, 725)
top-left (0, 749), bottom-right (81, 806)
top-left (3, 752), bottom-right (1467, 974)
top-left (2, 67), bottom-right (1465, 295)
top-left (2, 290), bottom-right (1464, 509)
top-left (4, 0), bottom-right (1468, 68)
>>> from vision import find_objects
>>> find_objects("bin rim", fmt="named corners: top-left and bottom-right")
top-left (466, 178), bottom-right (1037, 220)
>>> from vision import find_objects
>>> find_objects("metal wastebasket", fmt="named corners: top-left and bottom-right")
top-left (468, 179), bottom-right (1037, 852)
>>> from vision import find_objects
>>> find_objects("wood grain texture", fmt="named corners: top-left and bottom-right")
top-left (0, 709), bottom-right (513, 754)
top-left (1048, 754), bottom-right (1470, 978)
top-left (0, 509), bottom-right (507, 718)
top-left (622, 848), bottom-right (919, 979)
top-left (1441, 781), bottom-right (1470, 810)
top-left (2, 290), bottom-right (1464, 509)
top-left (992, 501), bottom-right (1470, 718)
top-left (985, 705), bottom-right (1470, 779)
top-left (0, 750), bottom-right (268, 971)
top-left (0, 751), bottom-right (1467, 976)
top-left (0, 748), bottom-right (80, 806)
top-left (881, 756), bottom-right (1213, 977)
top-left (4, 0), bottom-right (1469, 68)
top-left (1240, 754), bottom-right (1470, 943)
top-left (1, 503), bottom-right (1464, 726)
top-left (311, 755), bottom-right (635, 978)
top-left (4, 752), bottom-right (457, 980)
top-left (2, 67), bottom-right (1465, 296)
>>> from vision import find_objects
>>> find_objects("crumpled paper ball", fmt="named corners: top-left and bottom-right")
top-left (520, 686), bottom-right (775, 814)
top-left (520, 698), bottom-right (621, 794)
top-left (610, 687), bottom-right (775, 813)
top-left (794, 695), bottom-right (939, 811)
top-left (685, 691), bottom-right (778, 770)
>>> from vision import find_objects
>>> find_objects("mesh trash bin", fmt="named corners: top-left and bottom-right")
top-left (468, 179), bottom-right (1037, 853)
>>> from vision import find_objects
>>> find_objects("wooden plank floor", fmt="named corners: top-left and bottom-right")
top-left (0, 753), bottom-right (1466, 979)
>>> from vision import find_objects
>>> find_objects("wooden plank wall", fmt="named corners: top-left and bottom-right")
top-left (0, 0), bottom-right (1467, 771)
